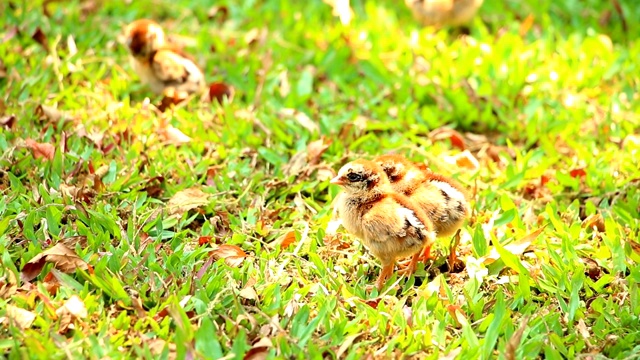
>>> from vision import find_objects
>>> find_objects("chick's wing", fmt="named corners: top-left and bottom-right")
top-left (360, 197), bottom-right (426, 242)
top-left (151, 49), bottom-right (190, 84)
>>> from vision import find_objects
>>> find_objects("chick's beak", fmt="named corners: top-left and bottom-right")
top-left (330, 176), bottom-right (345, 185)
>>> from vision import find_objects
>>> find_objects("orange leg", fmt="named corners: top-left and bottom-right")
top-left (420, 244), bottom-right (432, 262)
top-left (376, 263), bottom-right (395, 291)
top-left (398, 252), bottom-right (420, 276)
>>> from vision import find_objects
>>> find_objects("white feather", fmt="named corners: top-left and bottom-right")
top-left (432, 181), bottom-right (466, 202)
top-left (397, 207), bottom-right (424, 229)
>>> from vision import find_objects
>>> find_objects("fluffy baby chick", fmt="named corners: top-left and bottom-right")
top-left (405, 0), bottom-right (483, 27)
top-left (375, 154), bottom-right (470, 259)
top-left (330, 159), bottom-right (436, 290)
top-left (123, 19), bottom-right (205, 95)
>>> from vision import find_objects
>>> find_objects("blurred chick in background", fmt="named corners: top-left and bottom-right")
top-left (405, 0), bottom-right (483, 27)
top-left (123, 19), bottom-right (205, 96)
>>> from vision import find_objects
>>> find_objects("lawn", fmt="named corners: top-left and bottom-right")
top-left (1, 0), bottom-right (640, 358)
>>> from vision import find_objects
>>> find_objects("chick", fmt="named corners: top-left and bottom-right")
top-left (123, 19), bottom-right (205, 96)
top-left (330, 159), bottom-right (436, 290)
top-left (405, 0), bottom-right (483, 27)
top-left (375, 154), bottom-right (470, 260)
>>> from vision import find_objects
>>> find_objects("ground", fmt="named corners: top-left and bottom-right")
top-left (1, 0), bottom-right (640, 359)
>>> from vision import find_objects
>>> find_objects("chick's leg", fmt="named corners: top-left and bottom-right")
top-left (376, 263), bottom-right (395, 291)
top-left (398, 251), bottom-right (420, 276)
top-left (419, 243), bottom-right (432, 262)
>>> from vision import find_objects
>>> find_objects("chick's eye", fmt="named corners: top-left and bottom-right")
top-left (346, 173), bottom-right (362, 182)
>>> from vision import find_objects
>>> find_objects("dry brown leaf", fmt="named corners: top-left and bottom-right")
top-left (504, 316), bottom-right (530, 360)
top-left (56, 295), bottom-right (87, 319)
top-left (208, 82), bottom-right (234, 105)
top-left (582, 213), bottom-right (605, 232)
top-left (4, 305), bottom-right (37, 330)
top-left (31, 27), bottom-right (49, 52)
top-left (56, 295), bottom-right (87, 333)
top-left (158, 125), bottom-right (192, 145)
top-left (480, 227), bottom-right (545, 265)
top-left (446, 305), bottom-right (467, 327)
top-left (157, 92), bottom-right (188, 112)
top-left (279, 108), bottom-right (319, 133)
top-left (239, 286), bottom-right (258, 301)
top-left (244, 338), bottom-right (272, 360)
top-left (35, 105), bottom-right (65, 123)
top-left (147, 338), bottom-right (177, 360)
top-left (283, 151), bottom-right (308, 177)
top-left (0, 272), bottom-right (17, 299)
top-left (628, 239), bottom-right (640, 256)
top-left (519, 14), bottom-right (535, 36)
top-left (211, 244), bottom-right (247, 267)
top-left (0, 115), bottom-right (15, 129)
top-left (307, 137), bottom-right (332, 165)
top-left (277, 231), bottom-right (297, 249)
top-left (443, 150), bottom-right (479, 171)
top-left (167, 187), bottom-right (210, 216)
top-left (429, 128), bottom-right (466, 151)
top-left (21, 243), bottom-right (89, 282)
top-left (25, 139), bottom-right (55, 160)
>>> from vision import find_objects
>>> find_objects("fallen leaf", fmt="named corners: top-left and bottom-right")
top-left (446, 305), bottom-right (467, 327)
top-left (323, 0), bottom-right (354, 25)
top-left (0, 271), bottom-right (17, 299)
top-left (4, 305), bottom-right (36, 330)
top-left (239, 286), bottom-right (258, 301)
top-left (504, 316), bottom-right (530, 360)
top-left (443, 150), bottom-right (480, 171)
top-left (581, 258), bottom-right (602, 281)
top-left (279, 108), bottom-right (319, 133)
top-left (278, 231), bottom-right (297, 249)
top-left (208, 5), bottom-right (230, 22)
top-left (167, 187), bottom-right (211, 216)
top-left (209, 82), bottom-right (234, 105)
top-left (480, 226), bottom-right (545, 265)
top-left (582, 213), bottom-right (605, 232)
top-left (519, 14), bottom-right (535, 36)
top-left (211, 244), bottom-right (247, 267)
top-left (198, 236), bottom-right (213, 246)
top-left (282, 151), bottom-right (308, 177)
top-left (35, 104), bottom-right (63, 122)
top-left (25, 139), bottom-right (55, 160)
top-left (307, 137), bottom-right (332, 165)
top-left (56, 295), bottom-right (87, 319)
top-left (429, 128), bottom-right (466, 151)
top-left (158, 125), bottom-right (192, 145)
top-left (21, 243), bottom-right (89, 282)
top-left (31, 27), bottom-right (49, 52)
top-left (244, 338), bottom-right (272, 360)
top-left (569, 168), bottom-right (587, 178)
top-left (157, 92), bottom-right (188, 112)
top-left (362, 298), bottom-right (381, 309)
top-left (628, 239), bottom-right (640, 256)
top-left (146, 338), bottom-right (177, 360)
top-left (43, 271), bottom-right (60, 295)
top-left (0, 114), bottom-right (15, 129)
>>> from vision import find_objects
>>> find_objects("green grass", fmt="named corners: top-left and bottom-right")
top-left (1, 0), bottom-right (640, 358)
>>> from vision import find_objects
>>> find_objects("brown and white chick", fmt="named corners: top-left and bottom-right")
top-left (123, 19), bottom-right (205, 96)
top-left (405, 0), bottom-right (483, 28)
top-left (375, 154), bottom-right (470, 260)
top-left (330, 159), bottom-right (436, 290)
